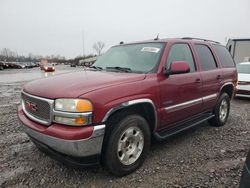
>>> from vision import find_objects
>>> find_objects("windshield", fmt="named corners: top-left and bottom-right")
top-left (237, 63), bottom-right (250, 74)
top-left (92, 42), bottom-right (165, 73)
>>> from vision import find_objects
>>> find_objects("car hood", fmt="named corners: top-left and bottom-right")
top-left (238, 73), bottom-right (250, 82)
top-left (23, 70), bottom-right (146, 99)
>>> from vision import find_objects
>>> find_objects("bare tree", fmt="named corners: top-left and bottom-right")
top-left (93, 41), bottom-right (105, 55)
top-left (1, 48), bottom-right (10, 57)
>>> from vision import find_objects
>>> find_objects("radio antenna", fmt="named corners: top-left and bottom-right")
top-left (154, 33), bottom-right (159, 40)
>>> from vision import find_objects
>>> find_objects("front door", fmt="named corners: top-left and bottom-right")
top-left (159, 43), bottom-right (203, 129)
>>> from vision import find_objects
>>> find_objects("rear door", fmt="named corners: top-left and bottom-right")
top-left (159, 43), bottom-right (203, 129)
top-left (194, 44), bottom-right (222, 111)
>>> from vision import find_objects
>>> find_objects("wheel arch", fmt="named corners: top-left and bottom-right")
top-left (220, 82), bottom-right (234, 99)
top-left (102, 99), bottom-right (158, 133)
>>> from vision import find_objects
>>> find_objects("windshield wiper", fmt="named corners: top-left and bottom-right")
top-left (106, 66), bottom-right (132, 72)
top-left (88, 65), bottom-right (103, 70)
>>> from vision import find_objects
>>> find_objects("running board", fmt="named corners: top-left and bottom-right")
top-left (154, 113), bottom-right (215, 141)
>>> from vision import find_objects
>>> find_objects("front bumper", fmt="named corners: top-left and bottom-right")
top-left (18, 106), bottom-right (106, 165)
top-left (236, 85), bottom-right (250, 98)
top-left (21, 122), bottom-right (105, 157)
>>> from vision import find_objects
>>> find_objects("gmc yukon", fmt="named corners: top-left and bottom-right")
top-left (18, 37), bottom-right (237, 176)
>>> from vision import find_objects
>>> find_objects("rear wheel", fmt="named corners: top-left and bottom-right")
top-left (103, 113), bottom-right (150, 176)
top-left (209, 93), bottom-right (230, 127)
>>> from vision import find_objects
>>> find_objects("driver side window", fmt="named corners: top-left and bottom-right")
top-left (166, 44), bottom-right (196, 72)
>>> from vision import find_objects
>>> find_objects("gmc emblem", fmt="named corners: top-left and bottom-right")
top-left (25, 101), bottom-right (38, 112)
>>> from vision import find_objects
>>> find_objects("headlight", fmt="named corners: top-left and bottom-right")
top-left (55, 99), bottom-right (93, 112)
top-left (54, 99), bottom-right (93, 126)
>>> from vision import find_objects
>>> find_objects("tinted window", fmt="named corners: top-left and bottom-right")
top-left (166, 44), bottom-right (195, 72)
top-left (213, 45), bottom-right (235, 67)
top-left (195, 44), bottom-right (217, 71)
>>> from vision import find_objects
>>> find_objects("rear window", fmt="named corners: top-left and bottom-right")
top-left (213, 45), bottom-right (235, 67)
top-left (195, 44), bottom-right (217, 71)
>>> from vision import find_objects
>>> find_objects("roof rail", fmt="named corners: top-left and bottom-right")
top-left (182, 37), bottom-right (220, 44)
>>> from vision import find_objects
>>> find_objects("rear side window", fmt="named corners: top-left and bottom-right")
top-left (213, 45), bottom-right (235, 67)
top-left (166, 43), bottom-right (195, 72)
top-left (195, 44), bottom-right (217, 71)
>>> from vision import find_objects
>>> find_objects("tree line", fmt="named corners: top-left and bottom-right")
top-left (0, 41), bottom-right (105, 64)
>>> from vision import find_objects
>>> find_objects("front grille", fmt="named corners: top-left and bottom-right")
top-left (21, 92), bottom-right (53, 125)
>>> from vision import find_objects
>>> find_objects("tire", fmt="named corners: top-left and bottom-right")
top-left (103, 113), bottom-right (151, 176)
top-left (209, 93), bottom-right (230, 127)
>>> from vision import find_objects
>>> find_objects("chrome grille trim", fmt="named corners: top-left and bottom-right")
top-left (53, 110), bottom-right (92, 125)
top-left (21, 91), bottom-right (54, 125)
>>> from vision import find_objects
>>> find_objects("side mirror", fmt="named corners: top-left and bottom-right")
top-left (164, 61), bottom-right (190, 75)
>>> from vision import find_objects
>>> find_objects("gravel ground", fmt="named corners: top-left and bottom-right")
top-left (0, 67), bottom-right (250, 188)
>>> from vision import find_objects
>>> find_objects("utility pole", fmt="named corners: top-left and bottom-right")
top-left (82, 30), bottom-right (84, 57)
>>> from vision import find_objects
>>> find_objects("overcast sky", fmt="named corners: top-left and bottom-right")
top-left (0, 0), bottom-right (249, 59)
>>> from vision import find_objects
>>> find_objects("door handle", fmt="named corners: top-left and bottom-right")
top-left (216, 75), bottom-right (222, 80)
top-left (195, 78), bottom-right (201, 83)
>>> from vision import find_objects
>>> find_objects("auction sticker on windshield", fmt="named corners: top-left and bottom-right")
top-left (141, 47), bottom-right (160, 53)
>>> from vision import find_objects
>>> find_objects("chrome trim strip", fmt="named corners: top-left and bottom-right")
top-left (221, 82), bottom-right (233, 88)
top-left (102, 98), bottom-right (158, 131)
top-left (164, 94), bottom-right (218, 112)
top-left (165, 98), bottom-right (202, 112)
top-left (202, 94), bottom-right (217, 102)
top-left (21, 122), bottom-right (106, 157)
top-left (22, 91), bottom-right (54, 125)
top-left (22, 91), bottom-right (54, 103)
top-left (53, 110), bottom-right (92, 125)
top-left (53, 110), bottom-right (92, 118)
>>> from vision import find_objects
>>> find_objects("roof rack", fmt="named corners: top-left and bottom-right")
top-left (182, 37), bottom-right (220, 44)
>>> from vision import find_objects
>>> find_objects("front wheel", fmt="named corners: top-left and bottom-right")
top-left (103, 114), bottom-right (151, 176)
top-left (209, 93), bottom-right (230, 127)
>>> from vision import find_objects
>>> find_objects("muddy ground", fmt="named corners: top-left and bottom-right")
top-left (0, 66), bottom-right (250, 188)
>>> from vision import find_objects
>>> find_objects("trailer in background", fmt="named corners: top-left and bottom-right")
top-left (226, 38), bottom-right (250, 64)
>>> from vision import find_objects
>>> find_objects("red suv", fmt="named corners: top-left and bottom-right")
top-left (18, 37), bottom-right (237, 176)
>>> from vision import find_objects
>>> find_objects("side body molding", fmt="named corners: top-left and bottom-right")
top-left (102, 98), bottom-right (158, 131)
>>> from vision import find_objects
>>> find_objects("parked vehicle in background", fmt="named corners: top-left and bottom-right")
top-left (240, 149), bottom-right (250, 188)
top-left (18, 37), bottom-right (237, 176)
top-left (14, 62), bottom-right (26, 69)
top-left (227, 38), bottom-right (250, 64)
top-left (70, 63), bottom-right (77, 67)
top-left (41, 63), bottom-right (55, 72)
top-left (0, 62), bottom-right (38, 69)
top-left (236, 62), bottom-right (250, 97)
top-left (4, 62), bottom-right (17, 69)
top-left (79, 56), bottom-right (97, 67)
